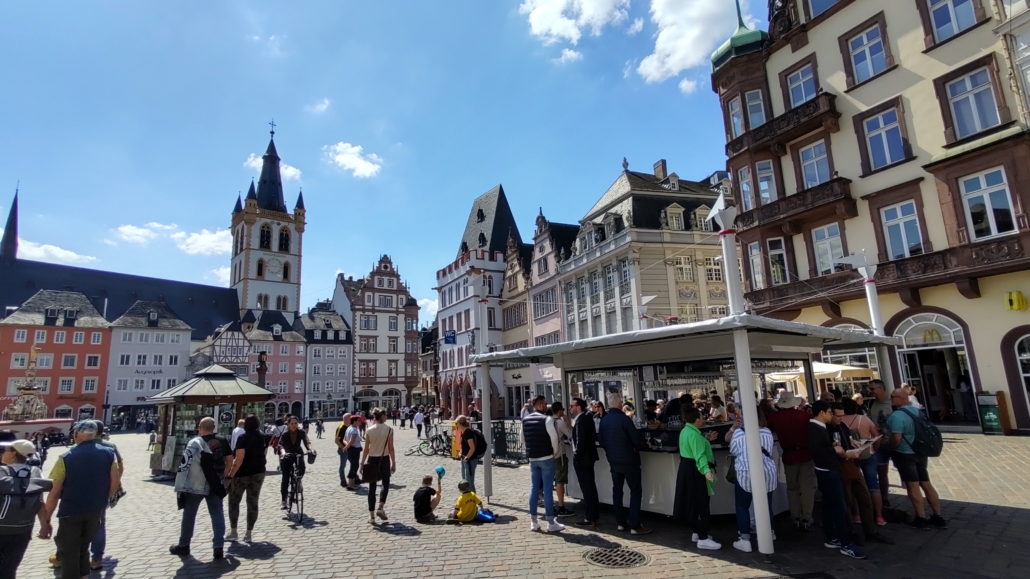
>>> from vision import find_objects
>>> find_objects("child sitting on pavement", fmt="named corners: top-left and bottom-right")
top-left (450, 480), bottom-right (483, 523)
top-left (413, 474), bottom-right (443, 523)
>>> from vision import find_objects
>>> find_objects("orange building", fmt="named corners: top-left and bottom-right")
top-left (0, 290), bottom-right (111, 421)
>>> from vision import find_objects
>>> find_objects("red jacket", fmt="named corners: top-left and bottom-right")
top-left (766, 407), bottom-right (813, 465)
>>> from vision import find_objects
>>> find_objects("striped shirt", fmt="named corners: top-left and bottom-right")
top-left (729, 427), bottom-right (778, 494)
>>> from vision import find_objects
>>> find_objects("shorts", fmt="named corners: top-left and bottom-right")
top-left (554, 454), bottom-right (569, 485)
top-left (890, 451), bottom-right (930, 484)
top-left (856, 457), bottom-right (880, 493)
top-left (875, 444), bottom-right (892, 466)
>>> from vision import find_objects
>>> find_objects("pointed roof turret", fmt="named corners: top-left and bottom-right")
top-left (233, 194), bottom-right (243, 214)
top-left (711, 0), bottom-right (768, 72)
top-left (245, 179), bottom-right (257, 201)
top-left (294, 189), bottom-right (305, 210)
top-left (255, 130), bottom-right (288, 213)
top-left (1, 190), bottom-right (18, 264)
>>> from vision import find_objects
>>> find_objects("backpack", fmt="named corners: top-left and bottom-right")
top-left (470, 428), bottom-right (488, 460)
top-left (0, 465), bottom-right (52, 533)
top-left (900, 406), bottom-right (943, 458)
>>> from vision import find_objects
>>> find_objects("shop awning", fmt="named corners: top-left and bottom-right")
top-left (470, 314), bottom-right (901, 371)
top-left (767, 361), bottom-right (877, 382)
top-left (147, 364), bottom-right (274, 404)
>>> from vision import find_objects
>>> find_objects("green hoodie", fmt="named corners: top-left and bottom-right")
top-left (679, 423), bottom-right (715, 495)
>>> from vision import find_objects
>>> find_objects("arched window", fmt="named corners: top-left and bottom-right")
top-left (276, 295), bottom-right (288, 311)
top-left (279, 227), bottom-right (291, 252)
top-left (257, 294), bottom-right (269, 309)
top-left (256, 259), bottom-right (265, 278)
top-left (282, 262), bottom-right (290, 282)
top-left (237, 227), bottom-right (244, 254)
top-left (259, 224), bottom-right (272, 249)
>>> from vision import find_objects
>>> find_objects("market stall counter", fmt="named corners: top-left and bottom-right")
top-left (567, 422), bottom-right (788, 516)
top-left (146, 364), bottom-right (274, 475)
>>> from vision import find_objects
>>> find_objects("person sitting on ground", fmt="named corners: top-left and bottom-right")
top-left (450, 480), bottom-right (483, 523)
top-left (413, 474), bottom-right (443, 523)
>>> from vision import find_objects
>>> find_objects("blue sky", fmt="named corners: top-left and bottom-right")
top-left (0, 1), bottom-right (763, 324)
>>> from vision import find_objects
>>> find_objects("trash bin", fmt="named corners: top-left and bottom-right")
top-left (977, 394), bottom-right (1003, 436)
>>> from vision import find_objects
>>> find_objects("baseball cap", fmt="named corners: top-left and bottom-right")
top-left (6, 440), bottom-right (36, 458)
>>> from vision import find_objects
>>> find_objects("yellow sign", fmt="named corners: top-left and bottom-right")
top-left (921, 329), bottom-right (942, 345)
top-left (1006, 291), bottom-right (1027, 311)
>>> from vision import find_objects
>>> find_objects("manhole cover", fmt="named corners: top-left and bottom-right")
top-left (583, 547), bottom-right (651, 568)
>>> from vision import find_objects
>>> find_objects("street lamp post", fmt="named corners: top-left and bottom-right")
top-left (836, 252), bottom-right (894, 389)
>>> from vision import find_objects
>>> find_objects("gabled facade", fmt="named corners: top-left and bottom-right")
top-left (351, 256), bottom-right (420, 410)
top-left (230, 132), bottom-right (305, 322)
top-left (0, 290), bottom-right (110, 421)
top-left (243, 310), bottom-right (307, 419)
top-left (436, 185), bottom-right (517, 419)
top-left (712, 0), bottom-right (1030, 431)
top-left (501, 236), bottom-right (533, 417)
top-left (105, 300), bottom-right (192, 426)
top-left (296, 301), bottom-right (353, 418)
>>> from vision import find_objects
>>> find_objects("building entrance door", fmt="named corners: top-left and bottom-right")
top-left (895, 313), bottom-right (975, 423)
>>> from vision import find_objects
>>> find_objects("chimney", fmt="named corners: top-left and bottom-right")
top-left (653, 159), bottom-right (667, 180)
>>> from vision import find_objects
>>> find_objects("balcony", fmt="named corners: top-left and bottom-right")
top-left (735, 177), bottom-right (856, 233)
top-left (725, 92), bottom-right (841, 158)
top-left (745, 234), bottom-right (1030, 314)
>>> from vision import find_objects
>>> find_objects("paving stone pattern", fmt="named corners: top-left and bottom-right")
top-left (17, 427), bottom-right (1030, 578)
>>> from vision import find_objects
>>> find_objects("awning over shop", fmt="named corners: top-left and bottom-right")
top-left (767, 361), bottom-right (877, 383)
top-left (470, 314), bottom-right (901, 371)
top-left (147, 365), bottom-right (274, 405)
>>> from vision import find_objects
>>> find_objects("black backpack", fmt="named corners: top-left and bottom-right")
top-left (0, 465), bottom-right (52, 533)
top-left (900, 406), bottom-right (944, 458)
top-left (470, 428), bottom-right (488, 460)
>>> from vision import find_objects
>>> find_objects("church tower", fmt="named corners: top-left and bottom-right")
top-left (230, 128), bottom-right (305, 323)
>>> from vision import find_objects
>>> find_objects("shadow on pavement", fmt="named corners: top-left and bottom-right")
top-left (284, 515), bottom-right (329, 530)
top-left (371, 522), bottom-right (422, 536)
top-left (224, 540), bottom-right (281, 561)
top-left (557, 532), bottom-right (622, 549)
top-left (173, 556), bottom-right (241, 578)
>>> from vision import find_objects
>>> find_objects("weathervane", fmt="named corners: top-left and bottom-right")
top-left (269, 119), bottom-right (276, 137)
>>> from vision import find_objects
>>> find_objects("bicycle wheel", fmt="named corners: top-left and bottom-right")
top-left (404, 445), bottom-right (420, 457)
top-left (417, 441), bottom-right (434, 456)
top-left (296, 478), bottom-right (304, 522)
top-left (288, 477), bottom-right (302, 522)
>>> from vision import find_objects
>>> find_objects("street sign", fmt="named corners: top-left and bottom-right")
top-left (444, 330), bottom-right (456, 344)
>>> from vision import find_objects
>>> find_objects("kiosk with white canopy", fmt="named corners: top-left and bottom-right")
top-left (471, 195), bottom-right (902, 556)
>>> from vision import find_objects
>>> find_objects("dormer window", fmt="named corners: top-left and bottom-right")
top-left (45, 308), bottom-right (59, 318)
top-left (272, 324), bottom-right (282, 337)
top-left (693, 207), bottom-right (713, 232)
top-left (64, 310), bottom-right (77, 320)
top-left (322, 318), bottom-right (332, 329)
top-left (148, 311), bottom-right (158, 322)
top-left (476, 208), bottom-right (485, 222)
top-left (478, 232), bottom-right (487, 247)
top-left (460, 241), bottom-right (469, 254)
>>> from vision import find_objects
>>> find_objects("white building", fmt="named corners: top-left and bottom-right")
top-left (105, 300), bottom-right (191, 427)
top-left (296, 301), bottom-right (353, 418)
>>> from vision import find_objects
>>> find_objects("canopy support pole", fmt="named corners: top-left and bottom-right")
top-left (734, 329), bottom-right (774, 555)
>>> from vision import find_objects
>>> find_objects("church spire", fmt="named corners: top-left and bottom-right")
top-left (233, 194), bottom-right (243, 214)
top-left (245, 179), bottom-right (257, 200)
top-left (294, 189), bottom-right (305, 211)
top-left (255, 127), bottom-right (287, 213)
top-left (1, 188), bottom-right (18, 264)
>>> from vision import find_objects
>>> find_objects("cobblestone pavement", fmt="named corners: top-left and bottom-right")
top-left (15, 426), bottom-right (1030, 579)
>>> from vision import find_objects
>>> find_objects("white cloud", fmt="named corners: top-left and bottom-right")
top-left (622, 59), bottom-right (635, 78)
top-left (210, 266), bottom-right (231, 287)
top-left (307, 98), bottom-right (331, 114)
top-left (519, 0), bottom-right (630, 45)
top-left (555, 48), bottom-right (583, 64)
top-left (637, 0), bottom-right (748, 84)
top-left (417, 298), bottom-right (439, 320)
top-left (627, 17), bottom-right (644, 35)
top-left (171, 229), bottom-right (232, 256)
top-left (116, 224), bottom-right (159, 244)
top-left (678, 78), bottom-right (699, 94)
top-left (1, 229), bottom-right (98, 265)
top-left (244, 153), bottom-right (302, 181)
top-left (145, 222), bottom-right (178, 230)
top-left (103, 239), bottom-right (118, 246)
top-left (322, 142), bottom-right (383, 178)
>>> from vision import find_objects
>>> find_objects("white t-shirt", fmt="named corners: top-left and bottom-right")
top-left (414, 412), bottom-right (424, 425)
top-left (231, 426), bottom-right (245, 450)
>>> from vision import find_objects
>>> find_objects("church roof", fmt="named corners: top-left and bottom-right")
top-left (233, 195), bottom-right (243, 214)
top-left (294, 190), bottom-right (305, 210)
top-left (1, 192), bottom-right (18, 264)
top-left (255, 136), bottom-right (288, 213)
top-left (457, 185), bottom-right (521, 257)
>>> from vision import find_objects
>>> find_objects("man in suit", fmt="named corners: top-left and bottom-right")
top-left (570, 398), bottom-right (599, 526)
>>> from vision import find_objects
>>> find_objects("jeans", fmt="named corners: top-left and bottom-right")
top-left (89, 510), bottom-right (106, 561)
top-left (178, 492), bottom-right (225, 549)
top-left (610, 463), bottom-right (643, 529)
top-left (461, 459), bottom-right (479, 494)
top-left (815, 469), bottom-right (852, 546)
top-left (0, 531), bottom-right (32, 579)
top-left (365, 456), bottom-right (391, 511)
top-left (529, 458), bottom-right (555, 520)
top-left (783, 461), bottom-right (816, 523)
top-left (416, 424), bottom-right (423, 438)
top-left (280, 454), bottom-right (306, 502)
top-left (734, 482), bottom-right (773, 537)
top-left (573, 460), bottom-right (600, 522)
top-left (346, 447), bottom-right (362, 483)
top-left (227, 473), bottom-right (264, 532)
top-left (856, 457), bottom-right (879, 494)
top-left (54, 512), bottom-right (102, 579)
top-left (337, 448), bottom-right (347, 483)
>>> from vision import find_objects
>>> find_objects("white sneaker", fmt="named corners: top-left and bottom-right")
top-left (368, 513), bottom-right (376, 525)
top-left (733, 538), bottom-right (752, 552)
top-left (530, 520), bottom-right (541, 532)
top-left (243, 531), bottom-right (252, 543)
top-left (224, 529), bottom-right (238, 542)
top-left (376, 507), bottom-right (389, 521)
top-left (697, 538), bottom-right (722, 550)
top-left (545, 521), bottom-right (565, 533)
top-left (691, 533), bottom-right (699, 542)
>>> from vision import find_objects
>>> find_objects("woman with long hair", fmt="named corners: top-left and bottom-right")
top-left (359, 408), bottom-right (396, 524)
top-left (277, 416), bottom-right (316, 509)
top-left (226, 415), bottom-right (266, 543)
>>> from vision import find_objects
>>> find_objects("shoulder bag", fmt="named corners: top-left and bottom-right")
top-left (361, 427), bottom-right (393, 484)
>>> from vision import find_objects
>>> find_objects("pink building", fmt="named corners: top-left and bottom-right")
top-left (243, 310), bottom-right (308, 420)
